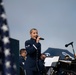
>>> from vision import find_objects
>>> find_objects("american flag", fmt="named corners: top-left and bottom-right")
top-left (0, 0), bottom-right (17, 75)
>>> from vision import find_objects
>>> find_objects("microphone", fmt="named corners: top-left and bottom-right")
top-left (39, 38), bottom-right (44, 40)
top-left (65, 42), bottom-right (73, 47)
top-left (36, 36), bottom-right (44, 40)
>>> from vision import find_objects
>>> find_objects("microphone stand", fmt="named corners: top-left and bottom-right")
top-left (71, 44), bottom-right (75, 59)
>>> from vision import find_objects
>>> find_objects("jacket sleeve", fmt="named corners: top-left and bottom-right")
top-left (25, 40), bottom-right (40, 54)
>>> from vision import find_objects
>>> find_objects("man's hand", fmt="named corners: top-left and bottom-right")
top-left (40, 54), bottom-right (46, 60)
top-left (36, 36), bottom-right (41, 43)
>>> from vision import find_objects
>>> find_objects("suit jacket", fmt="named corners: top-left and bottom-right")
top-left (19, 56), bottom-right (25, 69)
top-left (25, 38), bottom-right (41, 71)
top-left (19, 56), bottom-right (26, 75)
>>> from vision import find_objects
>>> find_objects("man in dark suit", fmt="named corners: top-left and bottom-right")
top-left (25, 28), bottom-right (45, 75)
top-left (19, 48), bottom-right (27, 75)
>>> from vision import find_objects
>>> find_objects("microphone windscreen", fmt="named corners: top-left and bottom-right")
top-left (65, 44), bottom-right (68, 47)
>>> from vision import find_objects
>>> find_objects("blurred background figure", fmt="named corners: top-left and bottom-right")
top-left (39, 54), bottom-right (46, 75)
top-left (19, 48), bottom-right (27, 75)
top-left (65, 55), bottom-right (72, 61)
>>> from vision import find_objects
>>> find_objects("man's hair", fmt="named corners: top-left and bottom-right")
top-left (30, 28), bottom-right (37, 34)
top-left (20, 48), bottom-right (26, 54)
top-left (65, 55), bottom-right (69, 58)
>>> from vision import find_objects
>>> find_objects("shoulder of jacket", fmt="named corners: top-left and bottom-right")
top-left (25, 39), bottom-right (31, 43)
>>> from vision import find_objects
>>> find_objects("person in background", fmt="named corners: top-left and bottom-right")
top-left (19, 48), bottom-right (27, 75)
top-left (74, 54), bottom-right (76, 60)
top-left (65, 55), bottom-right (72, 61)
top-left (25, 28), bottom-right (45, 75)
top-left (39, 54), bottom-right (46, 75)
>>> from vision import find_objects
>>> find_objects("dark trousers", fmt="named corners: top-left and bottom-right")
top-left (26, 69), bottom-right (42, 75)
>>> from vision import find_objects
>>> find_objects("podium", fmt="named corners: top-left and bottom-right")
top-left (10, 38), bottom-right (19, 75)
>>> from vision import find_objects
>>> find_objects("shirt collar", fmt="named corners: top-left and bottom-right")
top-left (30, 38), bottom-right (36, 42)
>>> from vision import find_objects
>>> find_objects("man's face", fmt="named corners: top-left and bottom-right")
top-left (65, 56), bottom-right (69, 59)
top-left (30, 30), bottom-right (38, 40)
top-left (22, 51), bottom-right (27, 57)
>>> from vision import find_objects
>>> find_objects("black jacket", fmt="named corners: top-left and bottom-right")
top-left (19, 56), bottom-right (25, 75)
top-left (25, 38), bottom-right (41, 71)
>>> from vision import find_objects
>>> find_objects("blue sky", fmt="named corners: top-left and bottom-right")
top-left (4, 0), bottom-right (76, 53)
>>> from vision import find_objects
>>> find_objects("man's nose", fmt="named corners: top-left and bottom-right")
top-left (35, 34), bottom-right (38, 36)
